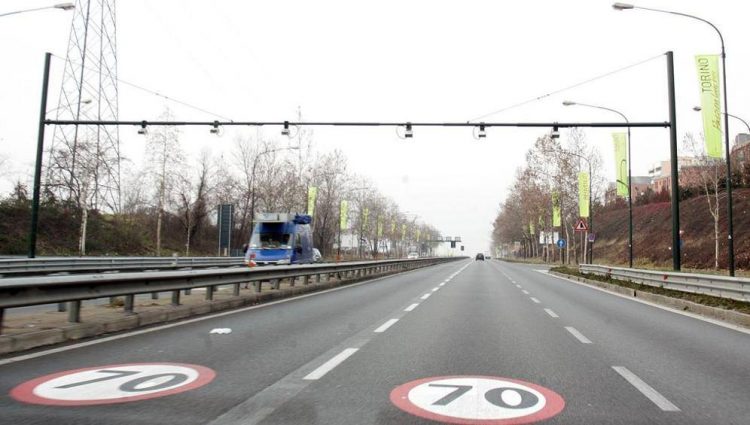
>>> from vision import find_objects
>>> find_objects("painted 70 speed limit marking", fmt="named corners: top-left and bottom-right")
top-left (10, 363), bottom-right (216, 406)
top-left (390, 376), bottom-right (565, 424)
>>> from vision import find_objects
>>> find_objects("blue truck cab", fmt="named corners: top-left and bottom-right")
top-left (245, 213), bottom-right (314, 266)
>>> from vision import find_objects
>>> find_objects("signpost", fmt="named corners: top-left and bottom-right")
top-left (217, 204), bottom-right (234, 256)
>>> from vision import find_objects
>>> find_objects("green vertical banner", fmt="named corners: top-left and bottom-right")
top-left (578, 172), bottom-right (590, 218)
top-left (696, 54), bottom-right (723, 158)
top-left (613, 133), bottom-right (629, 197)
top-left (363, 208), bottom-right (369, 231)
top-left (529, 220), bottom-right (535, 235)
top-left (339, 200), bottom-right (348, 231)
top-left (307, 186), bottom-right (318, 217)
top-left (377, 216), bottom-right (383, 238)
top-left (401, 224), bottom-right (406, 241)
top-left (552, 191), bottom-right (561, 227)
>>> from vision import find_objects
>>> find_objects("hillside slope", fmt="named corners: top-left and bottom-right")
top-left (591, 188), bottom-right (750, 271)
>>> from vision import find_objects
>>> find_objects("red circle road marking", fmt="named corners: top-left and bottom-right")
top-left (10, 363), bottom-right (216, 406)
top-left (390, 375), bottom-right (565, 424)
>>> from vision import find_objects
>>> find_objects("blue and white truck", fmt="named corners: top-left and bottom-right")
top-left (244, 213), bottom-right (315, 266)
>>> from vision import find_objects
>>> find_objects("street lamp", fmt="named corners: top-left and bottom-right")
top-left (0, 3), bottom-right (74, 18)
top-left (692, 107), bottom-right (750, 133)
top-left (564, 100), bottom-right (633, 268)
top-left (613, 2), bottom-right (736, 275)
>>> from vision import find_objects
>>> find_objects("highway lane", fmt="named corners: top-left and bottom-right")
top-left (2, 259), bottom-right (750, 424)
top-left (0, 260), bottom-right (467, 425)
top-left (493, 261), bottom-right (750, 424)
top-left (254, 260), bottom-right (674, 425)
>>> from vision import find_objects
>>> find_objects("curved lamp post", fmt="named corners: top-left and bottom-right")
top-left (613, 2), bottom-right (736, 275)
top-left (564, 100), bottom-right (633, 267)
top-left (0, 3), bottom-right (74, 18)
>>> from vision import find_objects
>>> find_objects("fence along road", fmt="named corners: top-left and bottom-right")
top-left (579, 264), bottom-right (750, 302)
top-left (0, 257), bottom-right (461, 330)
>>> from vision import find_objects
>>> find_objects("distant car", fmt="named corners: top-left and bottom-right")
top-left (312, 248), bottom-right (322, 263)
top-left (407, 252), bottom-right (419, 259)
top-left (475, 253), bottom-right (484, 260)
top-left (485, 255), bottom-right (491, 259)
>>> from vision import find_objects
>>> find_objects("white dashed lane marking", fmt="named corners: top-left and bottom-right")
top-left (421, 293), bottom-right (431, 300)
top-left (432, 287), bottom-right (440, 292)
top-left (303, 348), bottom-right (359, 380)
top-left (565, 326), bottom-right (592, 344)
top-left (522, 290), bottom-right (530, 295)
top-left (612, 366), bottom-right (680, 411)
top-left (544, 308), bottom-right (559, 318)
top-left (530, 297), bottom-right (541, 304)
top-left (404, 303), bottom-right (419, 312)
top-left (374, 319), bottom-right (399, 333)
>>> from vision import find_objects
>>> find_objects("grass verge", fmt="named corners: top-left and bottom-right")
top-left (550, 266), bottom-right (750, 315)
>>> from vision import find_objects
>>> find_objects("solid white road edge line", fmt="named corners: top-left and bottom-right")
top-left (373, 319), bottom-right (399, 333)
top-left (404, 303), bottom-right (419, 312)
top-left (565, 326), bottom-right (592, 344)
top-left (544, 308), bottom-right (559, 318)
top-left (612, 366), bottom-right (680, 411)
top-left (538, 270), bottom-right (750, 336)
top-left (303, 348), bottom-right (359, 380)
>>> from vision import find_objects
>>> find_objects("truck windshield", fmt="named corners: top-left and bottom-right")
top-left (250, 232), bottom-right (292, 249)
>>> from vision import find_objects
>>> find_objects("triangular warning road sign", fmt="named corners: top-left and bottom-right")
top-left (574, 218), bottom-right (588, 232)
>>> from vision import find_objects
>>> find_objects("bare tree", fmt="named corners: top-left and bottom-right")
top-left (176, 152), bottom-right (214, 256)
top-left (145, 109), bottom-right (184, 256)
top-left (683, 132), bottom-right (723, 269)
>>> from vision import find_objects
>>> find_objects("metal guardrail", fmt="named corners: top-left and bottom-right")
top-left (579, 264), bottom-right (750, 302)
top-left (0, 256), bottom-right (246, 277)
top-left (0, 257), bottom-right (464, 332)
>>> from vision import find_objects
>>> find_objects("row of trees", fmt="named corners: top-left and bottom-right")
top-left (0, 109), bottom-right (442, 257)
top-left (492, 129), bottom-right (605, 264)
top-left (492, 128), bottom-right (748, 269)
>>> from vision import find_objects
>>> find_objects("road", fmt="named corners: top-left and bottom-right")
top-left (1, 260), bottom-right (749, 424)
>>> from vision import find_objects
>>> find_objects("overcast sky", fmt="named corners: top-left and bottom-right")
top-left (1, 0), bottom-right (748, 255)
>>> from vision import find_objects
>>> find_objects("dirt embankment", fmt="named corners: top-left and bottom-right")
top-left (591, 188), bottom-right (750, 271)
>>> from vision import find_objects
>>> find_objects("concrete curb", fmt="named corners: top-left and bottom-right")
top-left (549, 271), bottom-right (750, 329)
top-left (0, 267), bottom-right (418, 355)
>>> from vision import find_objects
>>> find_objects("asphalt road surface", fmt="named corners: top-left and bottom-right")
top-left (1, 259), bottom-right (749, 424)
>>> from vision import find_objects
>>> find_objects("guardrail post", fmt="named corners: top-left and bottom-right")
top-left (0, 308), bottom-right (4, 335)
top-left (289, 276), bottom-right (296, 287)
top-left (316, 274), bottom-right (321, 283)
top-left (303, 275), bottom-right (310, 285)
top-left (67, 301), bottom-right (81, 323)
top-left (171, 290), bottom-right (181, 306)
top-left (271, 279), bottom-right (280, 290)
top-left (124, 295), bottom-right (134, 314)
top-left (255, 281), bottom-right (262, 293)
top-left (151, 292), bottom-right (159, 300)
top-left (233, 283), bottom-right (240, 296)
top-left (185, 288), bottom-right (191, 295)
top-left (205, 286), bottom-right (214, 300)
top-left (57, 302), bottom-right (67, 312)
